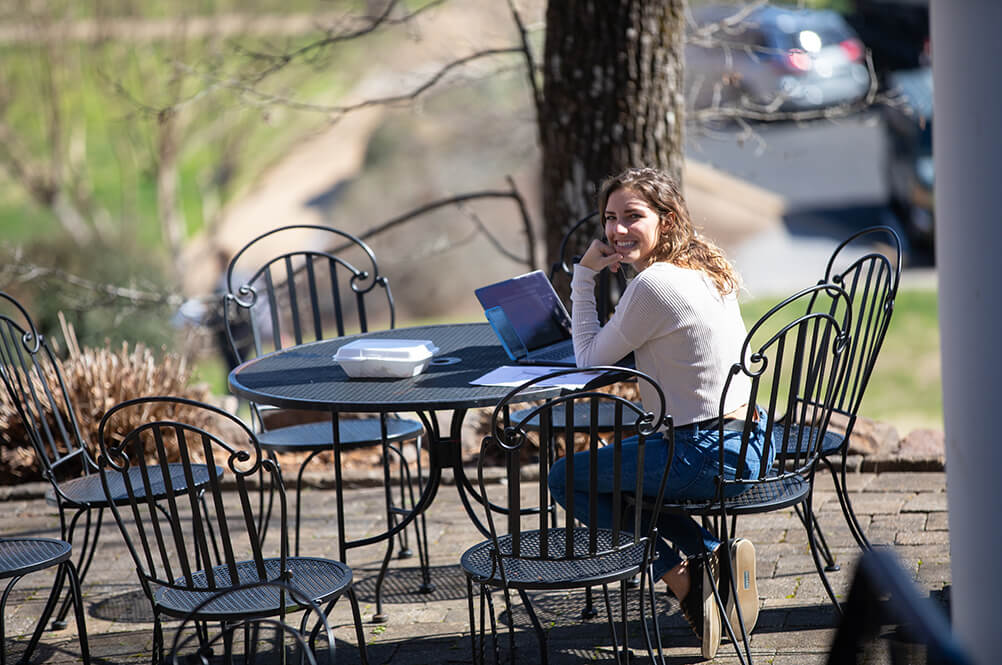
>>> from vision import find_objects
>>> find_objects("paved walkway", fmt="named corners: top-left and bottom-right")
top-left (0, 469), bottom-right (951, 664)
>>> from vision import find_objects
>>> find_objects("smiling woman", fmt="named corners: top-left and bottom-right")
top-left (552, 166), bottom-right (764, 658)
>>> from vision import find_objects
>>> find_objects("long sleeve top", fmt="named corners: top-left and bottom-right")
top-left (571, 262), bottom-right (751, 427)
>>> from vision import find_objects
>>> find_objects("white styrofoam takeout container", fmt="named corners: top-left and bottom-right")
top-left (333, 339), bottom-right (440, 378)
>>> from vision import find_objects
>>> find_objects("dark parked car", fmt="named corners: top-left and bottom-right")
top-left (686, 5), bottom-right (872, 113)
top-left (883, 66), bottom-right (933, 247)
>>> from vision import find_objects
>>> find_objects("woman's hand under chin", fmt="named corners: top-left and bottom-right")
top-left (580, 239), bottom-right (625, 273)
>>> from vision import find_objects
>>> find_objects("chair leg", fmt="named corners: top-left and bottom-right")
top-left (54, 508), bottom-right (103, 630)
top-left (581, 587), bottom-right (598, 618)
top-left (222, 619), bottom-right (236, 665)
top-left (304, 596), bottom-right (339, 665)
top-left (22, 560), bottom-right (89, 665)
top-left (620, 581), bottom-right (629, 662)
top-left (292, 449), bottom-right (326, 557)
top-left (152, 615), bottom-right (164, 665)
top-left (516, 589), bottom-right (547, 665)
top-left (639, 564), bottom-right (667, 665)
top-left (485, 588), bottom-right (503, 665)
top-left (466, 577), bottom-right (478, 665)
top-left (803, 497), bottom-right (845, 618)
top-left (394, 437), bottom-right (415, 559)
top-left (405, 435), bottom-right (434, 593)
top-left (388, 436), bottom-right (434, 593)
top-left (794, 504), bottom-right (840, 572)
top-left (346, 587), bottom-right (370, 665)
top-left (370, 526), bottom-right (395, 624)
top-left (711, 523), bottom-right (751, 665)
top-left (599, 584), bottom-right (625, 665)
top-left (0, 575), bottom-right (23, 665)
top-left (828, 456), bottom-right (873, 551)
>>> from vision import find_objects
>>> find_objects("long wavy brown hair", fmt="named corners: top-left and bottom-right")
top-left (598, 167), bottom-right (740, 295)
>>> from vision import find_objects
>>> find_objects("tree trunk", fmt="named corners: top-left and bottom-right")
top-left (540, 0), bottom-right (685, 290)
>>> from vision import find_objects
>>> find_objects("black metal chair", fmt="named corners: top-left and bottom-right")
top-left (96, 395), bottom-right (368, 665)
top-left (461, 366), bottom-right (674, 665)
top-left (222, 224), bottom-right (428, 616)
top-left (0, 292), bottom-right (219, 632)
top-left (658, 283), bottom-right (853, 665)
top-left (0, 538), bottom-right (90, 665)
top-left (794, 226), bottom-right (902, 561)
top-left (168, 579), bottom-right (337, 665)
top-left (826, 548), bottom-right (972, 665)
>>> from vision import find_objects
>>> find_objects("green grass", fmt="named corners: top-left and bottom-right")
top-left (740, 288), bottom-right (942, 434)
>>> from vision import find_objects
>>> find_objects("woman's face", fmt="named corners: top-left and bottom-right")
top-left (603, 187), bottom-right (663, 269)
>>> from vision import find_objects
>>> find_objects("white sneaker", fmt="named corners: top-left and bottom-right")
top-left (726, 538), bottom-right (760, 635)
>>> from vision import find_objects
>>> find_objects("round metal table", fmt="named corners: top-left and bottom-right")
top-left (228, 323), bottom-right (560, 618)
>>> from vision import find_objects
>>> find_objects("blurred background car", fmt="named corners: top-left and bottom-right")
top-left (883, 66), bottom-right (934, 248)
top-left (686, 4), bottom-right (872, 113)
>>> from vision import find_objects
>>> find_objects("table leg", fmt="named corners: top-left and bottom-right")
top-left (330, 409), bottom-right (446, 622)
top-left (440, 408), bottom-right (495, 539)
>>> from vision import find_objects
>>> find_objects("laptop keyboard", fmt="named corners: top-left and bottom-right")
top-left (531, 345), bottom-right (576, 364)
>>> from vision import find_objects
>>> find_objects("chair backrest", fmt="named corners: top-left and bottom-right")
top-left (97, 396), bottom-right (288, 601)
top-left (826, 548), bottom-right (972, 665)
top-left (724, 283), bottom-right (852, 485)
top-left (0, 292), bottom-right (95, 487)
top-left (222, 224), bottom-right (396, 366)
top-left (815, 225), bottom-right (901, 430)
top-left (549, 211), bottom-right (627, 323)
top-left (169, 580), bottom-right (335, 665)
top-left (477, 367), bottom-right (673, 581)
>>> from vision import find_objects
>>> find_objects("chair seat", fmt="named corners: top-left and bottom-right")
top-left (460, 528), bottom-right (646, 591)
top-left (45, 463), bottom-right (222, 507)
top-left (257, 417), bottom-right (423, 453)
top-left (662, 474), bottom-right (810, 517)
top-left (775, 424), bottom-right (845, 457)
top-left (510, 401), bottom-right (643, 433)
top-left (155, 557), bottom-right (353, 620)
top-left (0, 538), bottom-right (72, 578)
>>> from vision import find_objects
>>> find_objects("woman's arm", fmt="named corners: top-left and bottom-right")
top-left (570, 264), bottom-right (636, 366)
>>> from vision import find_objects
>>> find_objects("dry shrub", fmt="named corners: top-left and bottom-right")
top-left (0, 318), bottom-right (238, 484)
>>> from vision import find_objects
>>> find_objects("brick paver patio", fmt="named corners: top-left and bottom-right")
top-left (0, 469), bottom-right (952, 664)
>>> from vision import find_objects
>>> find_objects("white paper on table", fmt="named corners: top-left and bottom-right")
top-left (470, 365), bottom-right (604, 390)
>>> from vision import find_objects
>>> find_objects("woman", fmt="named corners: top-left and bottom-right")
top-left (547, 167), bottom-right (773, 659)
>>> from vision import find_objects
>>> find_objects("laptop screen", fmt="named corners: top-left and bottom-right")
top-left (475, 271), bottom-right (572, 352)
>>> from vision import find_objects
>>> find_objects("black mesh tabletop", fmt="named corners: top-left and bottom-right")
top-left (0, 538), bottom-right (72, 579)
top-left (228, 323), bottom-right (561, 413)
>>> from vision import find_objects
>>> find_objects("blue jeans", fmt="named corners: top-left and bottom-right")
top-left (546, 407), bottom-right (772, 580)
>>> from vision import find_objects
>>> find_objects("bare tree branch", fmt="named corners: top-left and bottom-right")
top-left (331, 180), bottom-right (537, 272)
top-left (184, 47), bottom-right (525, 117)
top-left (234, 0), bottom-right (448, 84)
top-left (506, 0), bottom-right (543, 117)
top-left (3, 260), bottom-right (183, 308)
top-left (456, 202), bottom-right (525, 265)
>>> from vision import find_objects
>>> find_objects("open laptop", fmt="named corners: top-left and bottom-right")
top-left (474, 270), bottom-right (578, 366)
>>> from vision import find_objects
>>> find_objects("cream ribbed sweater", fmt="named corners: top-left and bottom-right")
top-left (571, 262), bottom-right (751, 427)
